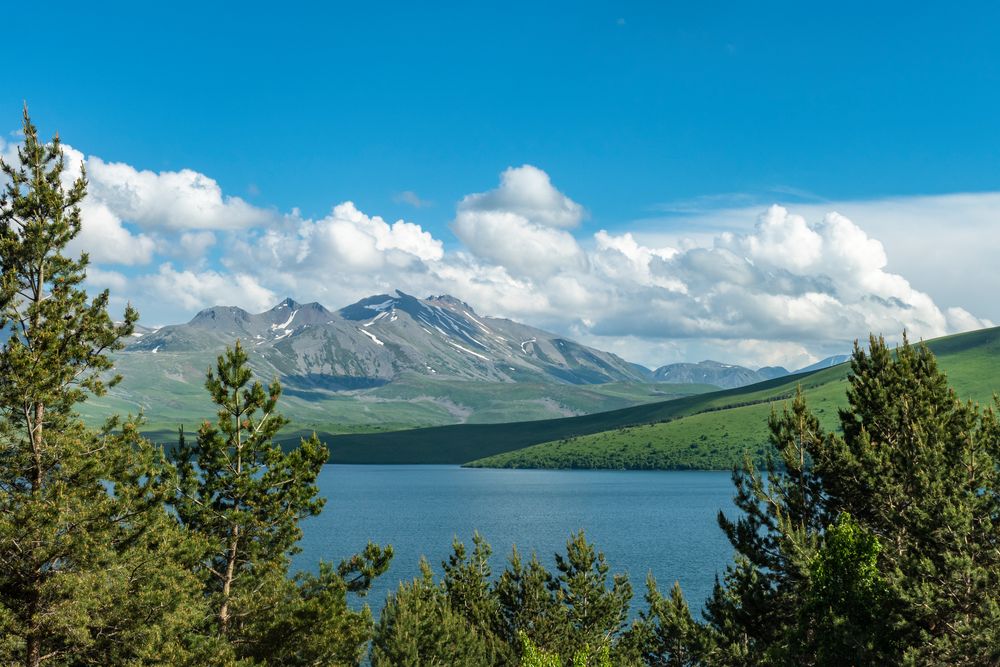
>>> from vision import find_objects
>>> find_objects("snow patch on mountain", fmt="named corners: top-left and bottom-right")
top-left (360, 329), bottom-right (385, 346)
top-left (365, 299), bottom-right (395, 312)
top-left (447, 340), bottom-right (489, 361)
top-left (272, 309), bottom-right (298, 331)
top-left (364, 310), bottom-right (390, 327)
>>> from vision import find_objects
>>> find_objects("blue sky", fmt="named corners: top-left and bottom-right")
top-left (4, 1), bottom-right (1000, 367)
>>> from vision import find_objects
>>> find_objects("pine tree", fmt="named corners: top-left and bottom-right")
top-left (442, 531), bottom-right (512, 663)
top-left (371, 559), bottom-right (491, 666)
top-left (376, 531), bottom-right (634, 666)
top-left (813, 336), bottom-right (1000, 663)
top-left (550, 531), bottom-right (633, 659)
top-left (172, 340), bottom-right (390, 662)
top-left (639, 335), bottom-right (1000, 665)
top-left (623, 576), bottom-right (709, 666)
top-left (0, 107), bottom-right (202, 665)
top-left (496, 545), bottom-right (566, 653)
top-left (702, 389), bottom-right (829, 663)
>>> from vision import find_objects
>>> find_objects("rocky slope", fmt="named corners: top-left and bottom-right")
top-left (127, 291), bottom-right (651, 388)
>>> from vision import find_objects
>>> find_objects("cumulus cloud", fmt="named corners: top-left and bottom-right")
top-left (143, 264), bottom-right (277, 314)
top-left (0, 142), bottom-right (157, 265)
top-left (5, 132), bottom-right (991, 367)
top-left (452, 165), bottom-right (589, 279)
top-left (238, 201), bottom-right (442, 274)
top-left (83, 156), bottom-right (275, 231)
top-left (635, 192), bottom-right (1000, 329)
top-left (70, 197), bottom-right (156, 265)
top-left (177, 231), bottom-right (217, 258)
top-left (588, 205), bottom-right (992, 347)
top-left (114, 167), bottom-right (1000, 366)
top-left (453, 210), bottom-right (588, 279)
top-left (84, 266), bottom-right (130, 293)
top-left (457, 165), bottom-right (585, 228)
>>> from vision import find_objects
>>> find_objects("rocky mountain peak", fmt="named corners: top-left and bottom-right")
top-left (426, 294), bottom-right (474, 312)
top-left (189, 305), bottom-right (251, 326)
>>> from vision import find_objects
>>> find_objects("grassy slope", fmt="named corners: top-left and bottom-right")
top-left (467, 328), bottom-right (1000, 469)
top-left (321, 371), bottom-right (827, 463)
top-left (79, 352), bottom-right (715, 447)
top-left (325, 327), bottom-right (1000, 466)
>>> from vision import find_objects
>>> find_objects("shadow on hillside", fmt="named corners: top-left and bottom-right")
top-left (282, 373), bottom-right (389, 397)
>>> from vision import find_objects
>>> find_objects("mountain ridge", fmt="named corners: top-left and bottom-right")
top-left (131, 293), bottom-right (848, 390)
top-left (130, 290), bottom-right (649, 386)
top-left (85, 292), bottom-right (855, 438)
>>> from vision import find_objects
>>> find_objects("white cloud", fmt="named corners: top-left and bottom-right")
top-left (593, 230), bottom-right (683, 292)
top-left (449, 193), bottom-right (992, 366)
top-left (83, 156), bottom-right (274, 231)
top-left (332, 201), bottom-right (443, 262)
top-left (457, 164), bottom-right (585, 228)
top-left (177, 231), bottom-right (217, 258)
top-left (71, 198), bottom-right (156, 265)
top-left (143, 264), bottom-right (277, 315)
top-left (452, 165), bottom-right (589, 279)
top-left (634, 192), bottom-right (1000, 327)
top-left (234, 201), bottom-right (442, 276)
top-left (84, 266), bottom-right (129, 293)
top-left (7, 132), bottom-right (991, 368)
top-left (6, 140), bottom-right (266, 265)
top-left (129, 172), bottom-right (997, 367)
top-left (453, 210), bottom-right (588, 279)
top-left (619, 204), bottom-right (993, 346)
top-left (740, 205), bottom-right (823, 272)
top-left (1, 142), bottom-right (157, 266)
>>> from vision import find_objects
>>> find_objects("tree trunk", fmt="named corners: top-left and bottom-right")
top-left (26, 402), bottom-right (44, 667)
top-left (26, 633), bottom-right (39, 667)
top-left (219, 524), bottom-right (240, 635)
top-left (219, 397), bottom-right (243, 636)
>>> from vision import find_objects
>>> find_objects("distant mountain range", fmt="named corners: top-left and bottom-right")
top-left (795, 354), bottom-right (852, 373)
top-left (83, 292), bottom-right (848, 437)
top-left (126, 292), bottom-right (850, 391)
top-left (650, 360), bottom-right (789, 389)
top-left (126, 292), bottom-right (846, 391)
top-left (128, 291), bottom-right (650, 386)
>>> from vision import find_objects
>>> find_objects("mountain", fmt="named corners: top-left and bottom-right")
top-left (91, 292), bottom-right (859, 439)
top-left (795, 354), bottom-right (851, 374)
top-left (83, 292), bottom-right (714, 437)
top-left (128, 292), bottom-right (649, 386)
top-left (650, 360), bottom-right (789, 389)
top-left (756, 366), bottom-right (792, 380)
top-left (645, 354), bottom-right (854, 390)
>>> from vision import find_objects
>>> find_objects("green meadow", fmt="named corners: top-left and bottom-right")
top-left (320, 326), bottom-right (1000, 468)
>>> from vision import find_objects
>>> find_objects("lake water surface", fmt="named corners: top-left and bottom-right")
top-left (295, 465), bottom-right (737, 616)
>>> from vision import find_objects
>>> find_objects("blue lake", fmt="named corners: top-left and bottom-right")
top-left (295, 465), bottom-right (737, 617)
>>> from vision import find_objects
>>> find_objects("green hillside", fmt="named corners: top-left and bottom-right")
top-left (81, 356), bottom-right (716, 447)
top-left (468, 328), bottom-right (1000, 469)
top-left (324, 327), bottom-right (1000, 467)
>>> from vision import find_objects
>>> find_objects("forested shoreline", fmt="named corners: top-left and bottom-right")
top-left (3, 110), bottom-right (1000, 666)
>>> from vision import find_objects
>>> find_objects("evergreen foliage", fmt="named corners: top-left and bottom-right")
top-left (0, 107), bottom-right (202, 666)
top-left (0, 107), bottom-right (392, 666)
top-left (371, 559), bottom-right (492, 666)
top-left (519, 631), bottom-right (614, 667)
top-left (171, 340), bottom-right (391, 662)
top-left (639, 335), bottom-right (1000, 665)
top-left (372, 531), bottom-right (634, 666)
